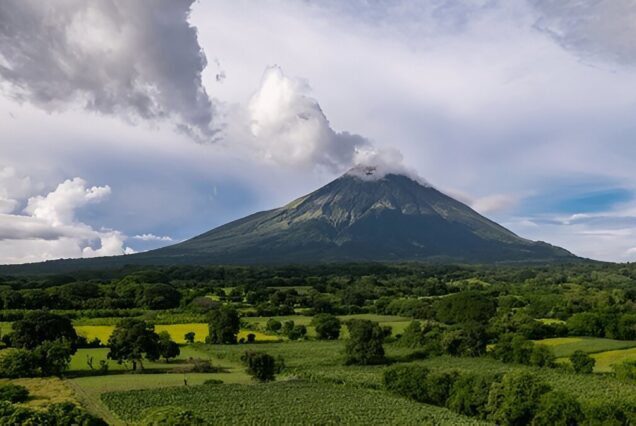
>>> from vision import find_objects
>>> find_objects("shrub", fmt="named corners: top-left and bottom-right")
top-left (246, 333), bottom-right (256, 343)
top-left (383, 365), bottom-right (430, 402)
top-left (0, 384), bottom-right (29, 403)
top-left (266, 319), bottom-right (282, 333)
top-left (241, 351), bottom-right (278, 382)
top-left (344, 320), bottom-right (386, 365)
top-left (202, 379), bottom-right (223, 385)
top-left (531, 391), bottom-right (584, 426)
top-left (287, 325), bottom-right (307, 341)
top-left (141, 407), bottom-right (206, 425)
top-left (486, 371), bottom-right (551, 425)
top-left (312, 314), bottom-right (341, 340)
top-left (184, 332), bottom-right (196, 344)
top-left (569, 350), bottom-right (595, 374)
top-left (0, 349), bottom-right (38, 378)
top-left (529, 345), bottom-right (556, 368)
top-left (447, 373), bottom-right (498, 419)
top-left (158, 331), bottom-right (180, 362)
top-left (612, 360), bottom-right (636, 382)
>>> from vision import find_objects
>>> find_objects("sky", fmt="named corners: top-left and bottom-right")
top-left (1, 0), bottom-right (636, 264)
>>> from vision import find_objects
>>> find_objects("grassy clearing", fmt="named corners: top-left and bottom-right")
top-left (0, 377), bottom-right (77, 409)
top-left (75, 323), bottom-right (280, 344)
top-left (102, 380), bottom-right (488, 425)
top-left (592, 347), bottom-right (636, 372)
top-left (535, 337), bottom-right (636, 357)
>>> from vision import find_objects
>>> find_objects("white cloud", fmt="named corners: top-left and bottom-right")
top-left (0, 175), bottom-right (132, 264)
top-left (245, 66), bottom-right (369, 171)
top-left (471, 194), bottom-right (518, 215)
top-left (133, 233), bottom-right (173, 242)
top-left (0, 0), bottom-right (215, 141)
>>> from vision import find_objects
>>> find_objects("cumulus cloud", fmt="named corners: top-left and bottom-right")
top-left (0, 176), bottom-right (133, 264)
top-left (471, 194), bottom-right (519, 214)
top-left (246, 66), bottom-right (370, 170)
top-left (0, 0), bottom-right (215, 141)
top-left (531, 0), bottom-right (636, 66)
top-left (348, 147), bottom-right (429, 185)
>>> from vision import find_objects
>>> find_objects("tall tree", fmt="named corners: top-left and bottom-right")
top-left (207, 306), bottom-right (240, 344)
top-left (107, 319), bottom-right (160, 371)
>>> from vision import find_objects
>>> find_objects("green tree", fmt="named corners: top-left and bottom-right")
top-left (241, 351), bottom-right (278, 382)
top-left (266, 318), bottom-right (282, 333)
top-left (434, 291), bottom-right (496, 324)
top-left (0, 349), bottom-right (38, 378)
top-left (486, 372), bottom-right (550, 425)
top-left (529, 345), bottom-right (556, 368)
top-left (184, 332), bottom-right (196, 344)
top-left (569, 350), bottom-right (595, 374)
top-left (107, 319), bottom-right (160, 371)
top-left (447, 373), bottom-right (497, 418)
top-left (34, 340), bottom-right (73, 376)
top-left (158, 331), bottom-right (180, 363)
top-left (0, 384), bottom-right (29, 403)
top-left (207, 306), bottom-right (240, 344)
top-left (312, 314), bottom-right (341, 340)
top-left (531, 391), bottom-right (584, 426)
top-left (344, 320), bottom-right (386, 365)
top-left (9, 311), bottom-right (77, 350)
top-left (613, 360), bottom-right (636, 381)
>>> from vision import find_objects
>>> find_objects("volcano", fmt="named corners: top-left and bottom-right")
top-left (127, 167), bottom-right (573, 264)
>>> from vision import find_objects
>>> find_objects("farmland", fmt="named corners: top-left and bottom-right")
top-left (102, 380), bottom-right (488, 425)
top-left (535, 337), bottom-right (636, 357)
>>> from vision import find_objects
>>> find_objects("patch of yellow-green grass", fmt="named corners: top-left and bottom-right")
top-left (0, 377), bottom-right (77, 409)
top-left (535, 337), bottom-right (636, 358)
top-left (592, 347), bottom-right (636, 372)
top-left (0, 322), bottom-right (12, 337)
top-left (537, 318), bottom-right (566, 325)
top-left (75, 323), bottom-right (279, 345)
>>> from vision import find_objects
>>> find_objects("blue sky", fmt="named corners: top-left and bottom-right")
top-left (1, 0), bottom-right (636, 263)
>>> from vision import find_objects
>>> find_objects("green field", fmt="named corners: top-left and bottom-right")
top-left (102, 380), bottom-right (488, 425)
top-left (535, 336), bottom-right (636, 357)
top-left (75, 323), bottom-right (280, 344)
top-left (592, 347), bottom-right (636, 372)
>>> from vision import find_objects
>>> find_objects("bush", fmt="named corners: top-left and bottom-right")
top-left (266, 319), bottom-right (282, 333)
top-left (202, 379), bottom-right (223, 385)
top-left (0, 349), bottom-right (38, 378)
top-left (383, 365), bottom-right (430, 402)
top-left (344, 320), bottom-right (386, 365)
top-left (486, 371), bottom-right (551, 425)
top-left (447, 373), bottom-right (498, 419)
top-left (613, 360), bottom-right (636, 382)
top-left (287, 325), bottom-right (307, 341)
top-left (184, 332), bottom-right (196, 344)
top-left (532, 391), bottom-right (584, 426)
top-left (241, 351), bottom-right (278, 382)
top-left (0, 384), bottom-right (29, 403)
top-left (569, 350), bottom-right (595, 374)
top-left (142, 407), bottom-right (206, 425)
top-left (529, 345), bottom-right (556, 368)
top-left (0, 401), bottom-right (105, 425)
top-left (312, 314), bottom-right (341, 340)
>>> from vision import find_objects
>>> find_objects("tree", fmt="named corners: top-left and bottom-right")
top-left (139, 284), bottom-right (181, 309)
top-left (107, 319), bottom-right (160, 371)
top-left (344, 320), bottom-right (386, 365)
top-left (184, 332), bottom-right (196, 344)
top-left (569, 350), bottom-right (595, 374)
top-left (34, 340), bottom-right (73, 376)
top-left (398, 321), bottom-right (425, 348)
top-left (434, 291), bottom-right (496, 324)
top-left (447, 373), bottom-right (497, 418)
top-left (287, 324), bottom-right (307, 341)
top-left (158, 331), bottom-right (180, 362)
top-left (9, 311), bottom-right (77, 350)
top-left (529, 345), bottom-right (556, 368)
top-left (532, 391), bottom-right (584, 426)
top-left (613, 360), bottom-right (636, 381)
top-left (440, 323), bottom-right (489, 357)
top-left (266, 318), bottom-right (282, 333)
top-left (486, 372), bottom-right (550, 425)
top-left (241, 351), bottom-right (278, 382)
top-left (312, 314), bottom-right (341, 340)
top-left (0, 349), bottom-right (38, 378)
top-left (207, 306), bottom-right (240, 344)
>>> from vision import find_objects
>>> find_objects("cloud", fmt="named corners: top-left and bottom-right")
top-left (133, 233), bottom-right (173, 242)
top-left (246, 66), bottom-right (370, 171)
top-left (0, 176), bottom-right (133, 264)
top-left (471, 194), bottom-right (518, 214)
top-left (531, 0), bottom-right (636, 66)
top-left (0, 0), bottom-right (215, 141)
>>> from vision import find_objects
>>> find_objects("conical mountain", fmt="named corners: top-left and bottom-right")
top-left (131, 167), bottom-right (574, 264)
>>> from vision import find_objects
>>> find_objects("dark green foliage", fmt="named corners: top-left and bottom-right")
top-left (532, 391), bottom-right (584, 426)
top-left (447, 373), bottom-right (498, 418)
top-left (529, 345), bottom-right (556, 368)
top-left (241, 351), bottom-right (278, 382)
top-left (486, 372), bottom-right (551, 426)
top-left (266, 318), bottom-right (282, 333)
top-left (0, 349), bottom-right (38, 378)
top-left (0, 384), bottom-right (28, 403)
top-left (312, 314), bottom-right (341, 340)
top-left (569, 350), bottom-right (595, 374)
top-left (613, 360), bottom-right (636, 381)
top-left (344, 320), bottom-right (386, 365)
top-left (9, 311), bottom-right (77, 349)
top-left (184, 332), bottom-right (196, 344)
top-left (397, 320), bottom-right (425, 348)
top-left (246, 333), bottom-right (256, 343)
top-left (440, 322), bottom-right (489, 357)
top-left (202, 379), bottom-right (223, 385)
top-left (158, 331), bottom-right (180, 362)
top-left (434, 291), bottom-right (497, 325)
top-left (142, 407), bottom-right (206, 425)
top-left (207, 305), bottom-right (240, 344)
top-left (285, 323), bottom-right (307, 341)
top-left (33, 339), bottom-right (73, 376)
top-left (491, 334), bottom-right (556, 368)
top-left (0, 401), bottom-right (105, 426)
top-left (383, 365), bottom-right (430, 402)
top-left (107, 319), bottom-right (160, 371)
top-left (140, 283), bottom-right (181, 309)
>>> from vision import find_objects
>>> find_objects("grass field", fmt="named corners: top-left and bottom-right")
top-left (535, 336), bottom-right (636, 357)
top-left (75, 323), bottom-right (280, 344)
top-left (102, 380), bottom-right (488, 425)
top-left (591, 347), bottom-right (636, 372)
top-left (0, 377), bottom-right (77, 409)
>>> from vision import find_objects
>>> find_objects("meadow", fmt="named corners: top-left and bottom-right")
top-left (535, 336), bottom-right (636, 357)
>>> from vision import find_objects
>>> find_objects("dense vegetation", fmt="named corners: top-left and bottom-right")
top-left (0, 262), bottom-right (635, 424)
